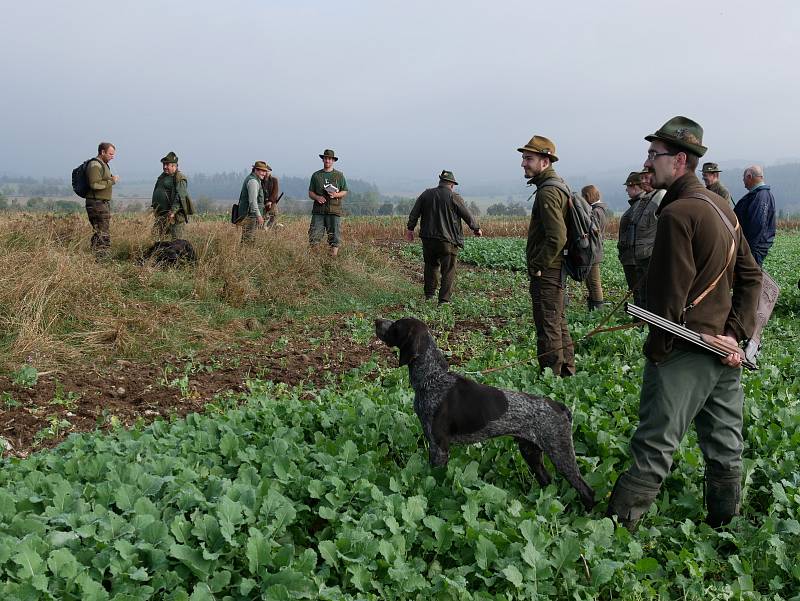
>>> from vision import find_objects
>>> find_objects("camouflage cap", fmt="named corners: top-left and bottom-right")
top-left (319, 149), bottom-right (339, 161)
top-left (645, 116), bottom-right (707, 157)
top-left (253, 161), bottom-right (269, 171)
top-left (160, 151), bottom-right (179, 164)
top-left (517, 135), bottom-right (559, 162)
top-left (701, 162), bottom-right (722, 173)
top-left (439, 170), bottom-right (458, 185)
top-left (624, 171), bottom-right (643, 186)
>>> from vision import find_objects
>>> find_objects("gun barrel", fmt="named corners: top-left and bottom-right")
top-left (625, 303), bottom-right (756, 370)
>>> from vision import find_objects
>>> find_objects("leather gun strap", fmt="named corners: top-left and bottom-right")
top-left (684, 193), bottom-right (739, 313)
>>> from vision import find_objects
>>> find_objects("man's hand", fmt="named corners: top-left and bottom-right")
top-left (167, 212), bottom-right (175, 224)
top-left (257, 215), bottom-right (265, 226)
top-left (714, 333), bottom-right (743, 368)
top-left (474, 228), bottom-right (483, 237)
top-left (265, 202), bottom-right (272, 210)
top-left (112, 175), bottom-right (120, 184)
top-left (405, 230), bottom-right (414, 242)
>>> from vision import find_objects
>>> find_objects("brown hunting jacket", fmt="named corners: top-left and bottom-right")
top-left (526, 167), bottom-right (568, 276)
top-left (643, 173), bottom-right (762, 362)
top-left (707, 180), bottom-right (733, 206)
top-left (407, 184), bottom-right (480, 248)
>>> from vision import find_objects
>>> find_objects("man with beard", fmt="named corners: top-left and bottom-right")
top-left (606, 116), bottom-right (762, 531)
top-left (517, 135), bottom-right (575, 377)
top-left (85, 142), bottom-right (119, 255)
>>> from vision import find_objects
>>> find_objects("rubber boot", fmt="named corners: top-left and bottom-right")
top-left (588, 299), bottom-right (605, 312)
top-left (606, 473), bottom-right (661, 532)
top-left (705, 467), bottom-right (741, 528)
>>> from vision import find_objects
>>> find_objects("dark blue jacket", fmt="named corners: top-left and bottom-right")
top-left (734, 185), bottom-right (775, 264)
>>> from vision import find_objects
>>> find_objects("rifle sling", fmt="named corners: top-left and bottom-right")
top-left (682, 193), bottom-right (739, 318)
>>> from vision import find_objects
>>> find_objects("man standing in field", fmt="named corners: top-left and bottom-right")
top-left (607, 116), bottom-right (762, 531)
top-left (701, 162), bottom-right (733, 206)
top-left (237, 161), bottom-right (269, 244)
top-left (308, 149), bottom-right (348, 256)
top-left (151, 152), bottom-right (192, 240)
top-left (581, 184), bottom-right (608, 311)
top-left (405, 170), bottom-right (482, 304)
top-left (260, 164), bottom-right (282, 228)
top-left (518, 135), bottom-right (575, 377)
top-left (735, 165), bottom-right (776, 266)
top-left (618, 171), bottom-right (658, 309)
top-left (86, 142), bottom-right (119, 255)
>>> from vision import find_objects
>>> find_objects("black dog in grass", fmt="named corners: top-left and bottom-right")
top-left (140, 239), bottom-right (197, 267)
top-left (375, 317), bottom-right (595, 510)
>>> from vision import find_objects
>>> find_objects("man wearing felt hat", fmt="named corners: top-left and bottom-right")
top-left (237, 161), bottom-right (270, 244)
top-left (701, 162), bottom-right (733, 206)
top-left (617, 170), bottom-right (658, 309)
top-left (151, 152), bottom-right (193, 240)
top-left (405, 170), bottom-right (482, 304)
top-left (517, 134), bottom-right (575, 377)
top-left (606, 116), bottom-right (762, 532)
top-left (308, 149), bottom-right (349, 256)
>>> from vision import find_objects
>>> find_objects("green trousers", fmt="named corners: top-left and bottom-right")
top-left (627, 349), bottom-right (744, 486)
top-left (421, 238), bottom-right (458, 302)
top-left (153, 211), bottom-right (186, 241)
top-left (529, 266), bottom-right (575, 377)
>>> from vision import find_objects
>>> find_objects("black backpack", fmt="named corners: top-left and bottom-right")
top-left (71, 158), bottom-right (100, 198)
top-left (540, 178), bottom-right (601, 281)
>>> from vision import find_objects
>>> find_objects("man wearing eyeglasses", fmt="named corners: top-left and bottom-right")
top-left (517, 135), bottom-right (575, 378)
top-left (606, 117), bottom-right (762, 532)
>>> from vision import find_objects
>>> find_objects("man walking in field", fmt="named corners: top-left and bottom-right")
top-left (735, 165), bottom-right (776, 267)
top-left (85, 142), bottom-right (119, 255)
top-left (237, 161), bottom-right (269, 244)
top-left (701, 162), bottom-right (733, 206)
top-left (518, 135), bottom-right (575, 377)
top-left (405, 170), bottom-right (482, 304)
top-left (308, 149), bottom-right (348, 256)
top-left (151, 152), bottom-right (193, 240)
top-left (607, 116), bottom-right (762, 531)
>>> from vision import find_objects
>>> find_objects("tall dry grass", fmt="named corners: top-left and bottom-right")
top-left (0, 212), bottom-right (406, 371)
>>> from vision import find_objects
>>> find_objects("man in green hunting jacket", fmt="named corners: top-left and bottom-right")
top-left (85, 142), bottom-right (119, 255)
top-left (237, 161), bottom-right (269, 244)
top-left (406, 170), bottom-right (482, 304)
top-left (701, 162), bottom-right (733, 206)
top-left (518, 135), bottom-right (575, 377)
top-left (151, 151), bottom-right (192, 240)
top-left (308, 149), bottom-right (348, 256)
top-left (607, 116), bottom-right (762, 532)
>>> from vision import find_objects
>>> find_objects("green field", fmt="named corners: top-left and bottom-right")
top-left (0, 234), bottom-right (798, 600)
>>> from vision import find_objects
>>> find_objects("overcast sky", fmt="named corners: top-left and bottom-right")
top-left (1, 0), bottom-right (798, 191)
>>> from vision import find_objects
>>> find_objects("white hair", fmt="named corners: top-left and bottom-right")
top-left (744, 165), bottom-right (764, 179)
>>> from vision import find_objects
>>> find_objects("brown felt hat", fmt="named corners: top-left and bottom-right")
top-left (517, 135), bottom-right (558, 162)
top-left (702, 162), bottom-right (722, 173)
top-left (624, 171), bottom-right (643, 186)
top-left (319, 149), bottom-right (339, 161)
top-left (645, 116), bottom-right (707, 157)
top-left (253, 161), bottom-right (269, 171)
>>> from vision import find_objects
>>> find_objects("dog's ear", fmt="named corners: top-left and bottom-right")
top-left (396, 321), bottom-right (425, 366)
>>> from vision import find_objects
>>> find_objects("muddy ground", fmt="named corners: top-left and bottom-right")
top-left (0, 259), bottom-right (513, 459)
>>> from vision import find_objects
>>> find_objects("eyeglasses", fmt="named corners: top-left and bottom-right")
top-left (646, 150), bottom-right (676, 161)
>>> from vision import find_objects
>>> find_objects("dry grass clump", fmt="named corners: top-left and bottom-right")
top-left (0, 213), bottom-right (406, 372)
